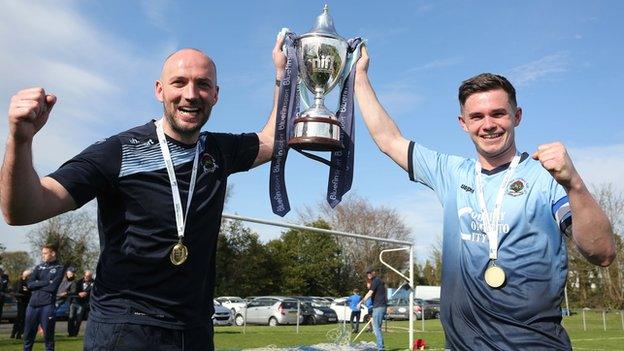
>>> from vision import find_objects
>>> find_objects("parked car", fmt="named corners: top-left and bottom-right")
top-left (386, 297), bottom-right (436, 320)
top-left (235, 296), bottom-right (303, 326)
top-left (1, 295), bottom-right (18, 323)
top-left (215, 296), bottom-right (247, 315)
top-left (425, 298), bottom-right (440, 319)
top-left (292, 297), bottom-right (338, 324)
top-left (212, 300), bottom-right (232, 326)
top-left (330, 297), bottom-right (369, 322)
top-left (54, 300), bottom-right (70, 321)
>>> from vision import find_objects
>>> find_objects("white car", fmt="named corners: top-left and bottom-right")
top-left (330, 297), bottom-right (370, 322)
top-left (215, 296), bottom-right (247, 315)
top-left (212, 300), bottom-right (232, 326)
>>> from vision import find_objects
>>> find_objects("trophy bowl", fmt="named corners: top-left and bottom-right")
top-left (288, 5), bottom-right (349, 152)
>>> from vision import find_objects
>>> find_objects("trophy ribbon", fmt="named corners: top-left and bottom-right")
top-left (269, 32), bottom-right (299, 217)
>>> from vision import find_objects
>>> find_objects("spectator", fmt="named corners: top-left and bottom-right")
top-left (11, 269), bottom-right (31, 339)
top-left (56, 267), bottom-right (77, 309)
top-left (359, 267), bottom-right (387, 350)
top-left (68, 270), bottom-right (93, 337)
top-left (347, 288), bottom-right (361, 333)
top-left (23, 244), bottom-right (64, 351)
top-left (0, 268), bottom-right (8, 322)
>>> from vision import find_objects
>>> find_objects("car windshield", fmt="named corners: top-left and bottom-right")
top-left (230, 298), bottom-right (244, 303)
top-left (281, 301), bottom-right (297, 309)
top-left (312, 300), bottom-right (330, 308)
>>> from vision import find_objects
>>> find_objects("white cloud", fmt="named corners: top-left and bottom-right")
top-left (408, 57), bottom-right (462, 72)
top-left (569, 144), bottom-right (624, 191)
top-left (507, 53), bottom-right (570, 87)
top-left (140, 0), bottom-right (174, 33)
top-left (376, 82), bottom-right (425, 117)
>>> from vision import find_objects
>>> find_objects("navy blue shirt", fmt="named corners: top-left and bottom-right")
top-left (49, 121), bottom-right (259, 329)
top-left (370, 276), bottom-right (387, 308)
top-left (27, 260), bottom-right (64, 307)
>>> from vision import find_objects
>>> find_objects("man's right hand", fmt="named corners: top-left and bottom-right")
top-left (8, 88), bottom-right (56, 143)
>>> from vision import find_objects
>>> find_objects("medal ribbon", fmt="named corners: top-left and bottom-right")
top-left (155, 119), bottom-right (200, 242)
top-left (474, 155), bottom-right (520, 260)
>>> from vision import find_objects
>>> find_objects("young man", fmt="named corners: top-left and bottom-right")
top-left (23, 244), bottom-right (64, 351)
top-left (358, 267), bottom-right (387, 350)
top-left (354, 47), bottom-right (616, 350)
top-left (1, 37), bottom-right (286, 350)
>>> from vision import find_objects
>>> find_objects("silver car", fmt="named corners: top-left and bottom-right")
top-left (212, 300), bottom-right (232, 326)
top-left (235, 297), bottom-right (303, 326)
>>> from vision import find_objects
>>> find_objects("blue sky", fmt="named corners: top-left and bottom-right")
top-left (1, 1), bottom-right (623, 260)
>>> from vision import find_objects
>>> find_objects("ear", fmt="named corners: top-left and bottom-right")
top-left (458, 114), bottom-right (469, 132)
top-left (513, 107), bottom-right (522, 127)
top-left (212, 85), bottom-right (220, 106)
top-left (155, 80), bottom-right (164, 102)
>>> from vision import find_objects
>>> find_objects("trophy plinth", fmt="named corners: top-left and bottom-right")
top-left (287, 5), bottom-right (348, 152)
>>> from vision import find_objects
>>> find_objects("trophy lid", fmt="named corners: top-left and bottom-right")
top-left (304, 4), bottom-right (345, 40)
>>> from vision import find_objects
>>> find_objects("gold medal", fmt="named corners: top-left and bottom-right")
top-left (170, 241), bottom-right (189, 266)
top-left (484, 263), bottom-right (505, 288)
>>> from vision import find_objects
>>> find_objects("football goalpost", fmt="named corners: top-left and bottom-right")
top-left (222, 213), bottom-right (416, 349)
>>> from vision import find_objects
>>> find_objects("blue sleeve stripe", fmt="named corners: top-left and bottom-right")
top-left (408, 141), bottom-right (415, 182)
top-left (552, 196), bottom-right (569, 218)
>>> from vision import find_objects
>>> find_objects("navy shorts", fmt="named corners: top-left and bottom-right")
top-left (84, 320), bottom-right (214, 351)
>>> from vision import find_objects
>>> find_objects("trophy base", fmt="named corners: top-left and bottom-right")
top-left (289, 116), bottom-right (342, 152)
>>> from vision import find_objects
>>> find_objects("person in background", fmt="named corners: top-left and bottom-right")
top-left (68, 270), bottom-right (94, 337)
top-left (347, 288), bottom-right (361, 333)
top-left (11, 269), bottom-right (32, 339)
top-left (23, 243), bottom-right (64, 351)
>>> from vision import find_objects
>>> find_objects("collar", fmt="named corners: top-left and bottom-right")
top-left (481, 152), bottom-right (529, 175)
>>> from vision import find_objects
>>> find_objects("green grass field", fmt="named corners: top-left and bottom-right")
top-left (1, 311), bottom-right (623, 350)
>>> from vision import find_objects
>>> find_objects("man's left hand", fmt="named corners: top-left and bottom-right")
top-left (532, 142), bottom-right (580, 189)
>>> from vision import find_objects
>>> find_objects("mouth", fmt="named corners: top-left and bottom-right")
top-left (177, 106), bottom-right (201, 116)
top-left (480, 132), bottom-right (504, 141)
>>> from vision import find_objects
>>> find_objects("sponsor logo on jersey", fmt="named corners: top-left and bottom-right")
top-left (202, 153), bottom-right (219, 173)
top-left (460, 184), bottom-right (474, 193)
top-left (507, 178), bottom-right (527, 197)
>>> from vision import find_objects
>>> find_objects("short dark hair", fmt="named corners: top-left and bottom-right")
top-left (458, 73), bottom-right (517, 110)
top-left (42, 243), bottom-right (57, 253)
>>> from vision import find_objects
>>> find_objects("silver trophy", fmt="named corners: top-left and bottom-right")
top-left (288, 5), bottom-right (350, 152)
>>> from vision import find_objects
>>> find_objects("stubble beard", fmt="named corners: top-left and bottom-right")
top-left (163, 103), bottom-right (212, 140)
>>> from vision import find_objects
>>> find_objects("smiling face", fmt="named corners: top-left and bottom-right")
top-left (155, 49), bottom-right (219, 143)
top-left (458, 89), bottom-right (522, 169)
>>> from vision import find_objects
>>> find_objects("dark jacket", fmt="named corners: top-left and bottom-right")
top-left (56, 276), bottom-right (78, 305)
top-left (74, 278), bottom-right (94, 305)
top-left (15, 279), bottom-right (31, 305)
top-left (27, 260), bottom-right (64, 307)
top-left (0, 274), bottom-right (9, 304)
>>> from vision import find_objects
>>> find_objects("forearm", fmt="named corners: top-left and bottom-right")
top-left (1, 137), bottom-right (47, 225)
top-left (567, 177), bottom-right (616, 266)
top-left (354, 74), bottom-right (406, 155)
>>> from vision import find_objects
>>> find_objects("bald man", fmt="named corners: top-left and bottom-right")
top-left (1, 38), bottom-right (286, 350)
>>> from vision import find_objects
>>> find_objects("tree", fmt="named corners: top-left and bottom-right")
top-left (566, 183), bottom-right (624, 308)
top-left (266, 220), bottom-right (348, 296)
top-left (1, 251), bottom-right (33, 285)
top-left (28, 211), bottom-right (98, 273)
top-left (215, 219), bottom-right (275, 297)
top-left (300, 194), bottom-right (413, 288)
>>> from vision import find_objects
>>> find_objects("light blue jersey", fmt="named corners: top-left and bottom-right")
top-left (408, 141), bottom-right (572, 350)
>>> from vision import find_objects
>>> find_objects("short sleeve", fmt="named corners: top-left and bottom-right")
top-left (408, 141), bottom-right (465, 201)
top-left (208, 132), bottom-right (259, 176)
top-left (47, 137), bottom-right (121, 208)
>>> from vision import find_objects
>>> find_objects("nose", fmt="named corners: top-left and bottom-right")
top-left (182, 83), bottom-right (199, 101)
top-left (482, 116), bottom-right (497, 132)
